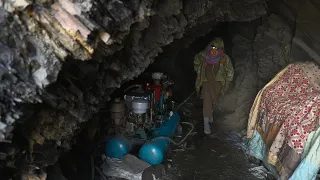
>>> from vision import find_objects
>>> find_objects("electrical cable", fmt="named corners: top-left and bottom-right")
top-left (174, 92), bottom-right (195, 111)
top-left (90, 155), bottom-right (95, 180)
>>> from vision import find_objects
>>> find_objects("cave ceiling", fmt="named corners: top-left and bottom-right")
top-left (0, 0), bottom-right (269, 170)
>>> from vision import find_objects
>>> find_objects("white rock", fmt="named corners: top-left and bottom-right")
top-left (100, 32), bottom-right (112, 44)
top-left (12, 113), bottom-right (20, 119)
top-left (33, 67), bottom-right (49, 88)
top-left (0, 121), bottom-right (7, 132)
top-left (0, 132), bottom-right (5, 141)
top-left (12, 0), bottom-right (29, 8)
top-left (5, 114), bottom-right (15, 125)
top-left (14, 98), bottom-right (22, 102)
top-left (58, 0), bottom-right (82, 15)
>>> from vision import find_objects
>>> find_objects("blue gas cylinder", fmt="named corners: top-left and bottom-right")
top-left (106, 136), bottom-right (130, 159)
top-left (139, 112), bottom-right (180, 165)
top-left (138, 143), bottom-right (164, 165)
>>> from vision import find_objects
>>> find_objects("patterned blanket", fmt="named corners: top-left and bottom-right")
top-left (246, 62), bottom-right (320, 179)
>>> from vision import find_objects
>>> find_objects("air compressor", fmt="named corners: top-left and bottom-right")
top-left (106, 72), bottom-right (189, 165)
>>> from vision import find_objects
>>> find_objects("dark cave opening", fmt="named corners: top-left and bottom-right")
top-left (3, 15), bottom-right (268, 180)
top-left (111, 22), bottom-right (237, 102)
top-left (51, 21), bottom-right (251, 180)
top-left (92, 19), bottom-right (263, 149)
top-left (110, 17), bottom-right (262, 106)
top-left (147, 22), bottom-right (233, 101)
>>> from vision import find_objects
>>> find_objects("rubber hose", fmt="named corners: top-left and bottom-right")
top-left (151, 121), bottom-right (194, 146)
top-left (124, 84), bottom-right (143, 93)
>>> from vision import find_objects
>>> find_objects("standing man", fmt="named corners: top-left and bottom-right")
top-left (194, 37), bottom-right (234, 134)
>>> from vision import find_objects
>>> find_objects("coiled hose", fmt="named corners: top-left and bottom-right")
top-left (151, 91), bottom-right (196, 146)
top-left (151, 121), bottom-right (194, 146)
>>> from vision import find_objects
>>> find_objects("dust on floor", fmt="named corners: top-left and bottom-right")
top-left (164, 137), bottom-right (257, 180)
top-left (164, 97), bottom-right (257, 180)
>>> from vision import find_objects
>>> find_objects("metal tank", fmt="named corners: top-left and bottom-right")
top-left (109, 98), bottom-right (125, 126)
top-left (105, 136), bottom-right (130, 159)
top-left (105, 136), bottom-right (146, 159)
top-left (132, 98), bottom-right (148, 114)
top-left (138, 112), bottom-right (180, 165)
top-left (105, 112), bottom-right (180, 163)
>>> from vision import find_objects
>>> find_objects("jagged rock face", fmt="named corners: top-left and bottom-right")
top-left (289, 0), bottom-right (320, 64)
top-left (2, 0), bottom-right (266, 160)
top-left (0, 9), bottom-right (62, 141)
top-left (0, 0), bottom-right (319, 175)
top-left (0, 0), bottom-right (271, 171)
top-left (153, 0), bottom-right (320, 134)
top-left (215, 0), bottom-right (320, 131)
top-left (216, 13), bottom-right (295, 131)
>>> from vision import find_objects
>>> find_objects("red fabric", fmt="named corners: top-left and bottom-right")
top-left (259, 64), bottom-right (320, 154)
top-left (204, 56), bottom-right (227, 67)
top-left (148, 85), bottom-right (162, 102)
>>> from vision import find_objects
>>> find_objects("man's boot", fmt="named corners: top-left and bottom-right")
top-left (204, 117), bottom-right (211, 134)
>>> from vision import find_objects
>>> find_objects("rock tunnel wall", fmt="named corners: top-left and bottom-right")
top-left (0, 0), bottom-right (268, 170)
top-left (1, 0), bottom-right (320, 173)
top-left (144, 0), bottom-right (320, 133)
top-left (216, 0), bottom-right (320, 131)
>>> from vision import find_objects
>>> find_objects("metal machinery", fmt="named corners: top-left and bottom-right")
top-left (106, 72), bottom-right (181, 165)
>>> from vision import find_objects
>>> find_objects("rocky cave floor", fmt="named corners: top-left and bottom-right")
top-left (100, 95), bottom-right (270, 180)
top-left (164, 137), bottom-right (256, 180)
top-left (162, 96), bottom-right (264, 180)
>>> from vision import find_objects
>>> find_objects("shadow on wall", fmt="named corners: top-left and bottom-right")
top-left (147, 22), bottom-right (232, 102)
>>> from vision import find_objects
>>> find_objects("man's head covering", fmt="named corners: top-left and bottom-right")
top-left (210, 37), bottom-right (225, 49)
top-left (205, 37), bottom-right (225, 64)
